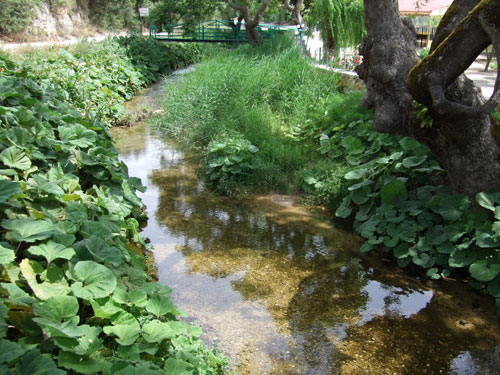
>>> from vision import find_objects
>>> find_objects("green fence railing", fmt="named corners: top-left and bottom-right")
top-left (149, 19), bottom-right (301, 43)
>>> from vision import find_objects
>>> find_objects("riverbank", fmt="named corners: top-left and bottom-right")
top-left (0, 38), bottom-right (228, 374)
top-left (112, 108), bottom-right (500, 375)
top-left (154, 36), bottom-right (500, 330)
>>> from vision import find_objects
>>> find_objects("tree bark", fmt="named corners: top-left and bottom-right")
top-left (225, 0), bottom-right (270, 45)
top-left (282, 0), bottom-right (304, 25)
top-left (356, 0), bottom-right (500, 196)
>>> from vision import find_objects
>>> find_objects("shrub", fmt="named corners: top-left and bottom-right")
top-left (0, 0), bottom-right (39, 34)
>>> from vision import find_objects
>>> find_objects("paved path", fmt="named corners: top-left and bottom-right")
top-left (465, 59), bottom-right (497, 98)
top-left (0, 32), bottom-right (125, 51)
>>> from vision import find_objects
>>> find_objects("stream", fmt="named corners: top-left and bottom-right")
top-left (110, 70), bottom-right (500, 375)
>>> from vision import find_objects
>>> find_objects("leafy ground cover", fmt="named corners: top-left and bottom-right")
top-left (13, 35), bottom-right (202, 127)
top-left (157, 37), bottom-right (500, 320)
top-left (0, 47), bottom-right (228, 373)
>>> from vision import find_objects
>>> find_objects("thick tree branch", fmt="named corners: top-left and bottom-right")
top-left (282, 0), bottom-right (303, 25)
top-left (408, 0), bottom-right (499, 106)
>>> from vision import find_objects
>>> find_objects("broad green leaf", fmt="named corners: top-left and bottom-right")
top-left (82, 236), bottom-right (124, 267)
top-left (402, 155), bottom-right (427, 168)
top-left (90, 298), bottom-right (123, 319)
top-left (72, 325), bottom-right (103, 356)
top-left (115, 365), bottom-right (164, 375)
top-left (33, 311), bottom-right (80, 336)
top-left (335, 200), bottom-right (352, 218)
top-left (189, 325), bottom-right (203, 338)
top-left (0, 179), bottom-right (22, 203)
top-left (103, 321), bottom-right (140, 346)
top-left (71, 261), bottom-right (117, 299)
top-left (16, 349), bottom-right (65, 375)
top-left (58, 124), bottom-right (97, 148)
top-left (145, 295), bottom-right (176, 317)
top-left (341, 136), bottom-right (364, 155)
top-left (112, 289), bottom-right (148, 307)
top-left (449, 248), bottom-right (476, 268)
top-left (36, 295), bottom-right (79, 322)
top-left (58, 351), bottom-right (101, 374)
top-left (27, 241), bottom-right (75, 264)
top-left (344, 168), bottom-right (368, 180)
top-left (351, 186), bottom-right (371, 205)
top-left (0, 282), bottom-right (36, 307)
top-left (380, 180), bottom-right (408, 204)
top-left (20, 259), bottom-right (69, 300)
top-left (393, 243), bottom-right (409, 259)
top-left (360, 242), bottom-right (374, 253)
top-left (163, 357), bottom-right (194, 375)
top-left (0, 339), bottom-right (25, 364)
top-left (426, 268), bottom-right (441, 280)
top-left (476, 191), bottom-right (500, 212)
top-left (430, 194), bottom-right (469, 221)
top-left (425, 225), bottom-right (447, 246)
top-left (487, 279), bottom-right (500, 298)
top-left (412, 252), bottom-right (433, 267)
top-left (0, 243), bottom-right (15, 265)
top-left (469, 261), bottom-right (500, 282)
top-left (0, 146), bottom-right (31, 170)
top-left (142, 320), bottom-right (187, 343)
top-left (2, 218), bottom-right (54, 243)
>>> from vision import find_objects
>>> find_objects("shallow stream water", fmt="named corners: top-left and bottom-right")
top-left (111, 71), bottom-right (500, 375)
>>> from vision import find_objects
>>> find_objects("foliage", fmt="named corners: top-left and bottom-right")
top-left (157, 36), bottom-right (500, 319)
top-left (0, 52), bottom-right (228, 374)
top-left (87, 0), bottom-right (139, 30)
top-left (16, 37), bottom-right (201, 127)
top-left (116, 34), bottom-right (203, 83)
top-left (149, 0), bottom-right (219, 34)
top-left (206, 133), bottom-right (260, 195)
top-left (305, 0), bottom-right (365, 54)
top-left (156, 35), bottom-right (338, 194)
top-left (0, 0), bottom-right (40, 34)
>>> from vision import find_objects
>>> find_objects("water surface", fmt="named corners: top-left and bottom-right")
top-left (111, 77), bottom-right (500, 375)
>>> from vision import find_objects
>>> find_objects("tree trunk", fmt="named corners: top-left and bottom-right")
top-left (225, 0), bottom-right (270, 45)
top-left (245, 23), bottom-right (263, 45)
top-left (356, 0), bottom-right (500, 196)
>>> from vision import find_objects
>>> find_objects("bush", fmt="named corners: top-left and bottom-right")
top-left (0, 0), bottom-right (39, 34)
top-left (15, 36), bottom-right (201, 127)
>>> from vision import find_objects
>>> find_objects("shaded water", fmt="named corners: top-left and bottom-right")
top-left (111, 75), bottom-right (500, 375)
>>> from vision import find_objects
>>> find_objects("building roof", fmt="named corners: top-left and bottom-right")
top-left (399, 0), bottom-right (453, 16)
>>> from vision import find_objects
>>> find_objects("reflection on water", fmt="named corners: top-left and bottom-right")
top-left (112, 115), bottom-right (500, 374)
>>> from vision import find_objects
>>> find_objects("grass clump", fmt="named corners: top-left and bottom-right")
top-left (156, 36), bottom-right (341, 194)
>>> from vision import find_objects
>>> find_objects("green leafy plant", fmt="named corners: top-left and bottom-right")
top-left (0, 51), bottom-right (228, 374)
top-left (206, 133), bottom-right (259, 195)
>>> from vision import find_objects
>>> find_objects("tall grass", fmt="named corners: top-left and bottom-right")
top-left (156, 36), bottom-right (345, 193)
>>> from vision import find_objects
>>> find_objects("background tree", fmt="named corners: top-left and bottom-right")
top-left (305, 0), bottom-right (364, 55)
top-left (282, 0), bottom-right (304, 25)
top-left (356, 0), bottom-right (500, 196)
top-left (149, 0), bottom-right (218, 34)
top-left (222, 0), bottom-right (282, 45)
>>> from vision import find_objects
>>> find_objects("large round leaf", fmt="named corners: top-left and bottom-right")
top-left (0, 146), bottom-right (31, 171)
top-left (0, 179), bottom-right (22, 203)
top-left (37, 295), bottom-right (79, 322)
top-left (27, 241), bottom-right (75, 264)
top-left (71, 261), bottom-right (117, 299)
top-left (380, 180), bottom-right (408, 204)
top-left (469, 261), bottom-right (500, 282)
